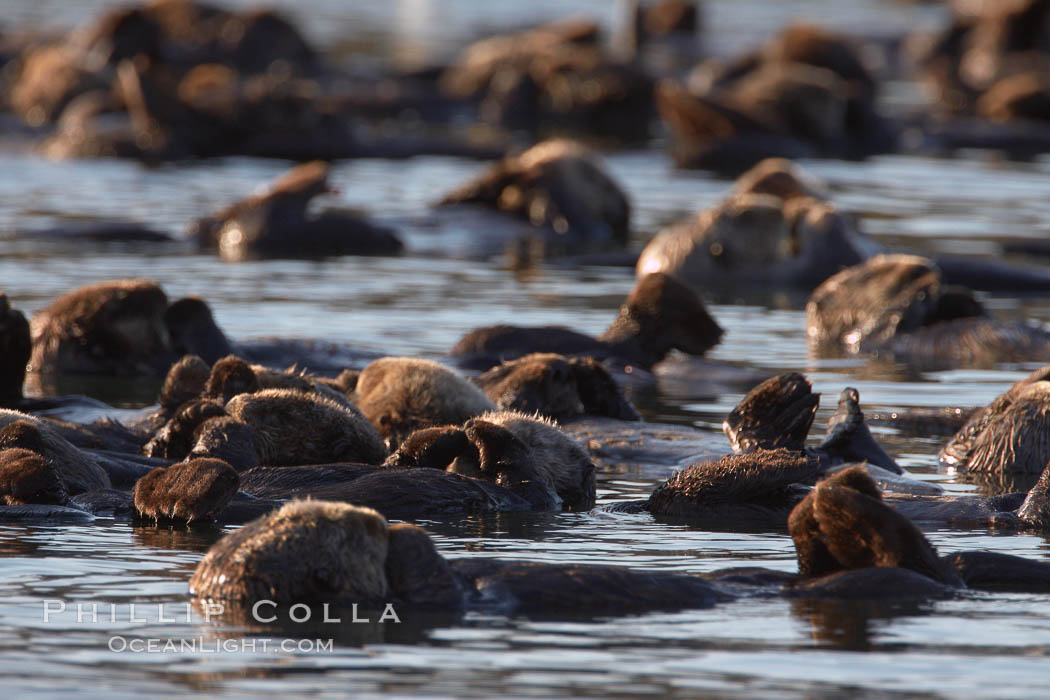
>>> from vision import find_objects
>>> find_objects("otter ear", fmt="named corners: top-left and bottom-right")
top-left (385, 426), bottom-right (469, 470)
top-left (463, 420), bottom-right (531, 474)
top-left (569, 357), bottom-right (640, 421)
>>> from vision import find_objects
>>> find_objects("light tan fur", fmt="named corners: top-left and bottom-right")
top-left (226, 388), bottom-right (387, 466)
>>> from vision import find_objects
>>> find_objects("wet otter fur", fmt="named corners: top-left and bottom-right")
top-left (474, 353), bottom-right (640, 421)
top-left (190, 500), bottom-right (725, 612)
top-left (647, 448), bottom-right (821, 522)
top-left (188, 416), bottom-right (260, 471)
top-left (723, 372), bottom-right (818, 452)
top-left (0, 448), bottom-right (68, 505)
top-left (29, 279), bottom-right (171, 376)
top-left (143, 399), bottom-right (226, 460)
top-left (226, 388), bottom-right (387, 466)
top-left (133, 457), bottom-right (239, 522)
top-left (636, 187), bottom-right (865, 293)
top-left (190, 501), bottom-right (392, 604)
top-left (449, 410), bottom-right (596, 511)
top-left (353, 357), bottom-right (496, 448)
top-left (722, 373), bottom-right (901, 474)
top-left (0, 415), bottom-right (109, 494)
top-left (451, 273), bottom-right (722, 371)
top-left (807, 254), bottom-right (1050, 366)
top-left (154, 354), bottom-right (211, 425)
top-left (189, 161), bottom-right (402, 262)
top-left (940, 366), bottom-right (1050, 474)
top-left (788, 467), bottom-right (962, 586)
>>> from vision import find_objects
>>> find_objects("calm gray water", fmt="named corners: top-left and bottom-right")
top-left (3, 1), bottom-right (1050, 697)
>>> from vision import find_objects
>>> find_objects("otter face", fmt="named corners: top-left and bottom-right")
top-left (133, 458), bottom-right (239, 522)
top-left (204, 355), bottom-right (259, 403)
top-left (190, 501), bottom-right (391, 605)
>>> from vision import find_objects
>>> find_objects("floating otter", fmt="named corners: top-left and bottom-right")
top-left (437, 139), bottom-right (632, 262)
top-left (226, 388), bottom-right (387, 466)
top-left (450, 273), bottom-right (722, 372)
top-left (0, 448), bottom-right (68, 506)
top-left (940, 365), bottom-right (1050, 475)
top-left (353, 357), bottom-right (495, 449)
top-left (636, 160), bottom-right (873, 295)
top-left (0, 416), bottom-right (110, 494)
top-left (189, 161), bottom-right (403, 262)
top-left (132, 458), bottom-right (239, 522)
top-left (807, 254), bottom-right (1050, 367)
top-left (189, 494), bottom-right (1050, 615)
top-left (658, 24), bottom-right (895, 173)
top-left (439, 21), bottom-right (653, 143)
top-left (386, 409), bottom-right (596, 511)
top-left (28, 279), bottom-right (234, 376)
top-left (474, 353), bottom-right (640, 421)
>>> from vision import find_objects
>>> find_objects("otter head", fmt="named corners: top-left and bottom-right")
top-left (475, 353), bottom-right (584, 417)
top-left (0, 447), bottom-right (68, 505)
top-left (732, 157), bottom-right (824, 202)
top-left (788, 466), bottom-right (960, 585)
top-left (164, 297), bottom-right (233, 365)
top-left (190, 501), bottom-right (392, 605)
top-left (568, 356), bottom-right (640, 421)
top-left (384, 425), bottom-right (471, 470)
top-left (133, 457), bottom-right (239, 523)
top-left (724, 372), bottom-right (818, 453)
top-left (93, 280), bottom-right (172, 365)
top-left (204, 355), bottom-right (259, 404)
top-left (0, 295), bottom-right (30, 403)
top-left (158, 355), bottom-right (210, 413)
top-left (600, 272), bottom-right (723, 366)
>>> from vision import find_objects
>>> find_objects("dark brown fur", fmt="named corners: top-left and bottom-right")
top-left (0, 448), bottom-right (68, 505)
top-left (788, 467), bottom-right (961, 585)
top-left (723, 373), bottom-right (818, 452)
top-left (133, 457), bottom-right (239, 522)
top-left (0, 295), bottom-right (31, 403)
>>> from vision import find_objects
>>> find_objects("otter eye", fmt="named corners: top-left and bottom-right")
top-left (709, 242), bottom-right (724, 257)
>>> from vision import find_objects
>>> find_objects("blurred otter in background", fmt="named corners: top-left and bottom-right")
top-left (189, 161), bottom-right (403, 262)
top-left (439, 19), bottom-right (653, 144)
top-left (658, 24), bottom-right (896, 173)
top-left (807, 254), bottom-right (1050, 368)
top-left (437, 139), bottom-right (632, 263)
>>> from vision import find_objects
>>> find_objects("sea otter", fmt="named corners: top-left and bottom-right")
top-left (189, 493), bottom-right (1050, 615)
top-left (657, 24), bottom-right (895, 173)
top-left (132, 458), bottom-right (239, 522)
top-left (436, 139), bottom-right (633, 263)
top-left (353, 357), bottom-right (495, 449)
top-left (450, 272), bottom-right (723, 372)
top-left (940, 364), bottom-right (1050, 476)
top-left (807, 254), bottom-right (1050, 367)
top-left (27, 279), bottom-right (233, 376)
top-left (474, 353), bottom-right (641, 421)
top-left (386, 409), bottom-right (596, 511)
top-left (188, 161), bottom-right (403, 262)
